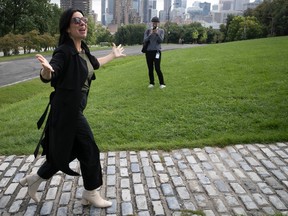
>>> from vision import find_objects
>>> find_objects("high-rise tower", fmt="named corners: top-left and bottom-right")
top-left (101, 0), bottom-right (106, 25)
top-left (60, 0), bottom-right (93, 15)
top-left (164, 0), bottom-right (173, 21)
top-left (113, 0), bottom-right (132, 25)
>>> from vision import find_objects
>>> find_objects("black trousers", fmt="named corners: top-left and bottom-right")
top-left (145, 50), bottom-right (165, 85)
top-left (37, 92), bottom-right (103, 190)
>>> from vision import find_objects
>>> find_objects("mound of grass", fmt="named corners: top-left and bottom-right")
top-left (0, 36), bottom-right (287, 155)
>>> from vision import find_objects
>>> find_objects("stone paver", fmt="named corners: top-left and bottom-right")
top-left (0, 143), bottom-right (288, 215)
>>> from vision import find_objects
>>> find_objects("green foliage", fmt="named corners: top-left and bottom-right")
top-left (0, 33), bottom-right (23, 55)
top-left (0, 31), bottom-right (56, 55)
top-left (246, 0), bottom-right (288, 36)
top-left (199, 29), bottom-right (207, 44)
top-left (0, 0), bottom-right (61, 37)
top-left (114, 27), bottom-right (129, 45)
top-left (165, 22), bottom-right (218, 44)
top-left (94, 24), bottom-right (114, 44)
top-left (39, 33), bottom-right (57, 51)
top-left (207, 27), bottom-right (224, 43)
top-left (114, 24), bottom-right (147, 45)
top-left (242, 16), bottom-right (263, 39)
top-left (224, 0), bottom-right (288, 40)
top-left (166, 22), bottom-right (181, 43)
top-left (48, 4), bottom-right (63, 36)
top-left (192, 30), bottom-right (199, 43)
top-left (227, 16), bottom-right (243, 41)
top-left (227, 16), bottom-right (263, 41)
top-left (85, 16), bottom-right (97, 45)
top-left (24, 30), bottom-right (42, 52)
top-left (126, 24), bottom-right (147, 45)
top-left (0, 0), bottom-right (61, 55)
top-left (0, 37), bottom-right (287, 155)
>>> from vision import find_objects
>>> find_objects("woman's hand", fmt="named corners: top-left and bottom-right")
top-left (111, 43), bottom-right (126, 58)
top-left (96, 43), bottom-right (126, 66)
top-left (36, 54), bottom-right (54, 80)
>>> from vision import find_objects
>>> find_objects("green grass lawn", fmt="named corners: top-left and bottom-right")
top-left (0, 36), bottom-right (287, 155)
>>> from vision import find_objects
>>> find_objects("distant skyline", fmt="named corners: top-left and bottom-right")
top-left (50, 0), bottom-right (221, 20)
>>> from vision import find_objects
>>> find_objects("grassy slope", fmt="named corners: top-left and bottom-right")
top-left (0, 36), bottom-right (287, 155)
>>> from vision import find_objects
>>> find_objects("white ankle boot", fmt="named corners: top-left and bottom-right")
top-left (82, 189), bottom-right (112, 208)
top-left (19, 173), bottom-right (44, 202)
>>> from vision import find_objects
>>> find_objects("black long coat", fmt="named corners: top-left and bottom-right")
top-left (36, 38), bottom-right (100, 176)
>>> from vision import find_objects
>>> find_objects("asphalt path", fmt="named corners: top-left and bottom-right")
top-left (0, 44), bottom-right (198, 88)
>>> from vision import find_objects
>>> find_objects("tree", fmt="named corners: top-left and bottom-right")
top-left (114, 24), bottom-right (146, 46)
top-left (0, 0), bottom-right (61, 36)
top-left (39, 33), bottom-right (57, 51)
top-left (227, 16), bottom-right (244, 41)
top-left (226, 16), bottom-right (263, 41)
top-left (243, 8), bottom-right (254, 17)
top-left (241, 16), bottom-right (263, 39)
top-left (85, 16), bottom-right (97, 45)
top-left (93, 24), bottom-right (114, 45)
top-left (252, 0), bottom-right (274, 36)
top-left (192, 29), bottom-right (199, 43)
top-left (23, 30), bottom-right (42, 53)
top-left (46, 3), bottom-right (62, 36)
top-left (219, 23), bottom-right (227, 41)
top-left (206, 27), bottom-right (224, 43)
top-left (0, 33), bottom-right (23, 56)
top-left (0, 0), bottom-right (10, 36)
top-left (199, 30), bottom-right (207, 44)
top-left (271, 0), bottom-right (288, 35)
top-left (222, 14), bottom-right (236, 42)
top-left (250, 0), bottom-right (288, 36)
top-left (164, 22), bottom-right (181, 43)
top-left (125, 24), bottom-right (146, 45)
top-left (114, 26), bottom-right (128, 45)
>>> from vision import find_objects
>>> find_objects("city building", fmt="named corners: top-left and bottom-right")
top-left (60, 0), bottom-right (93, 15)
top-left (162, 0), bottom-right (172, 22)
top-left (243, 0), bottom-right (263, 11)
top-left (58, 0), bottom-right (264, 30)
top-left (103, 0), bottom-right (140, 26)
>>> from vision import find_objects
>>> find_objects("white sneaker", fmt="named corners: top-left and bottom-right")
top-left (148, 84), bottom-right (154, 88)
top-left (160, 85), bottom-right (166, 89)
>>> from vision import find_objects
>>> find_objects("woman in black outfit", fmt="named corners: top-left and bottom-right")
top-left (20, 8), bottom-right (125, 208)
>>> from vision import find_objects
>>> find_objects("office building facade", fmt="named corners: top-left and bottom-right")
top-left (60, 0), bottom-right (93, 15)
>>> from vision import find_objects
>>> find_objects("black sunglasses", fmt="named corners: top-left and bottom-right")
top-left (71, 17), bottom-right (88, 25)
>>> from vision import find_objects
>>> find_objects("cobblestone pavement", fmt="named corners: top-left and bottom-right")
top-left (0, 143), bottom-right (288, 216)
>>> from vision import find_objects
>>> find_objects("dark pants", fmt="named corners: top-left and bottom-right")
top-left (37, 92), bottom-right (102, 190)
top-left (145, 50), bottom-right (165, 85)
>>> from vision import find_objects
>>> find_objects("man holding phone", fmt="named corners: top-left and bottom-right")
top-left (143, 16), bottom-right (166, 89)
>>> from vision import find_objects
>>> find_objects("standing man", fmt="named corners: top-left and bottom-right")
top-left (143, 16), bottom-right (166, 89)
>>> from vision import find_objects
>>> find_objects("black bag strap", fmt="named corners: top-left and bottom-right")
top-left (34, 91), bottom-right (55, 158)
top-left (34, 123), bottom-right (48, 158)
top-left (37, 91), bottom-right (55, 129)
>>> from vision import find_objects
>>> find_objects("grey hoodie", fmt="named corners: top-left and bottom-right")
top-left (143, 28), bottom-right (165, 51)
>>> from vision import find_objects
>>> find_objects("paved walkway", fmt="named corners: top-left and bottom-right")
top-left (0, 143), bottom-right (288, 216)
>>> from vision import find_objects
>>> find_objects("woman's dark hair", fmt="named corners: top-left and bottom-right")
top-left (58, 8), bottom-right (84, 46)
